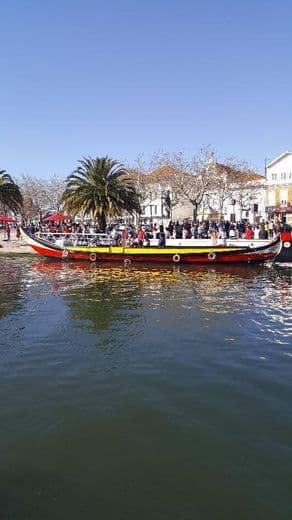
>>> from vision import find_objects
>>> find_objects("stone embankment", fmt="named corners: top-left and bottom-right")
top-left (0, 230), bottom-right (36, 254)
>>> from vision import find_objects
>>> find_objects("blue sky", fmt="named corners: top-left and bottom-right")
top-left (1, 0), bottom-right (291, 179)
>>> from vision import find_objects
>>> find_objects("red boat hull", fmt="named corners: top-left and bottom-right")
top-left (28, 242), bottom-right (280, 264)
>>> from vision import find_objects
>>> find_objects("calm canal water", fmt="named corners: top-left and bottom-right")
top-left (0, 256), bottom-right (292, 520)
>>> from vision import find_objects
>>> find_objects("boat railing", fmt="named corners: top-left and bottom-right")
top-left (36, 232), bottom-right (111, 246)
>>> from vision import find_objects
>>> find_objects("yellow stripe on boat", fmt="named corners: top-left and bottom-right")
top-left (69, 246), bottom-right (247, 255)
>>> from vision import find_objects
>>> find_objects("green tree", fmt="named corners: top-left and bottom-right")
top-left (62, 156), bottom-right (141, 229)
top-left (0, 170), bottom-right (23, 214)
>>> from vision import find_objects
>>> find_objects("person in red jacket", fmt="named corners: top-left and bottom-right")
top-left (245, 226), bottom-right (254, 239)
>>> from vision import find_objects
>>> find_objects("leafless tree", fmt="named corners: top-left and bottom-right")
top-left (224, 157), bottom-right (264, 219)
top-left (212, 163), bottom-right (237, 219)
top-left (17, 174), bottom-right (65, 222)
top-left (170, 146), bottom-right (217, 222)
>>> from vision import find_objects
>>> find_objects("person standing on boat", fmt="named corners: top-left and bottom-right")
top-left (111, 225), bottom-right (120, 245)
top-left (237, 221), bottom-right (245, 238)
top-left (259, 223), bottom-right (267, 239)
top-left (229, 225), bottom-right (236, 238)
top-left (218, 221), bottom-right (226, 239)
top-left (152, 222), bottom-right (158, 239)
top-left (168, 221), bottom-right (174, 237)
top-left (165, 226), bottom-right (171, 239)
top-left (175, 221), bottom-right (183, 239)
top-left (158, 225), bottom-right (166, 247)
top-left (264, 221), bottom-right (269, 237)
top-left (268, 221), bottom-right (274, 238)
top-left (137, 227), bottom-right (146, 246)
top-left (254, 224), bottom-right (260, 240)
top-left (122, 227), bottom-right (129, 245)
top-left (245, 226), bottom-right (254, 239)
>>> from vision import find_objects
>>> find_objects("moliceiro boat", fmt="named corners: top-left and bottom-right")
top-left (21, 228), bottom-right (281, 265)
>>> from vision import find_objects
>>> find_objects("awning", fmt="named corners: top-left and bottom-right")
top-left (42, 212), bottom-right (71, 222)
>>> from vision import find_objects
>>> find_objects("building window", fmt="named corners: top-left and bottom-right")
top-left (141, 206), bottom-right (145, 215)
top-left (281, 172), bottom-right (286, 179)
top-left (271, 173), bottom-right (277, 180)
top-left (154, 206), bottom-right (157, 215)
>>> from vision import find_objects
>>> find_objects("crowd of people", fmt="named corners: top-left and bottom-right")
top-left (151, 219), bottom-right (280, 241)
top-left (22, 218), bottom-right (286, 247)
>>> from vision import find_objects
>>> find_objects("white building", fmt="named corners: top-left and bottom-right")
top-left (140, 165), bottom-right (265, 225)
top-left (265, 151), bottom-right (292, 223)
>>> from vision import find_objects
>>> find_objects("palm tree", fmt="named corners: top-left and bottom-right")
top-left (0, 170), bottom-right (23, 214)
top-left (62, 156), bottom-right (141, 230)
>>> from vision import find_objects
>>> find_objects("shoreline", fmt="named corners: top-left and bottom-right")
top-left (0, 231), bottom-right (36, 255)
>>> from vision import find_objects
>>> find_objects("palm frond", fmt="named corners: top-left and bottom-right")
top-left (62, 156), bottom-right (141, 228)
top-left (0, 170), bottom-right (23, 213)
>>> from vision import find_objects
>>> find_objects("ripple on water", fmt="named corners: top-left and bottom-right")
top-left (1, 258), bottom-right (292, 519)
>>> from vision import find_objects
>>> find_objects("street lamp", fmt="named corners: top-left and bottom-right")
top-left (161, 189), bottom-right (172, 227)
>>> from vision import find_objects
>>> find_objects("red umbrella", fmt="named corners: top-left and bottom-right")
top-left (42, 212), bottom-right (70, 222)
top-left (0, 215), bottom-right (16, 222)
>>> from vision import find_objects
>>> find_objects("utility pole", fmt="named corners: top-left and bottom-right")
top-left (161, 191), bottom-right (164, 228)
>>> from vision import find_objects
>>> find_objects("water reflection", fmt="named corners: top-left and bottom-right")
top-left (28, 260), bottom-right (292, 344)
top-left (1, 258), bottom-right (291, 344)
top-left (30, 259), bottom-right (269, 292)
top-left (30, 260), bottom-right (292, 303)
top-left (1, 257), bottom-right (292, 519)
top-left (31, 261), bottom-right (258, 312)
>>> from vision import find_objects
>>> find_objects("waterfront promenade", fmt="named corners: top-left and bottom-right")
top-left (0, 230), bottom-right (36, 254)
